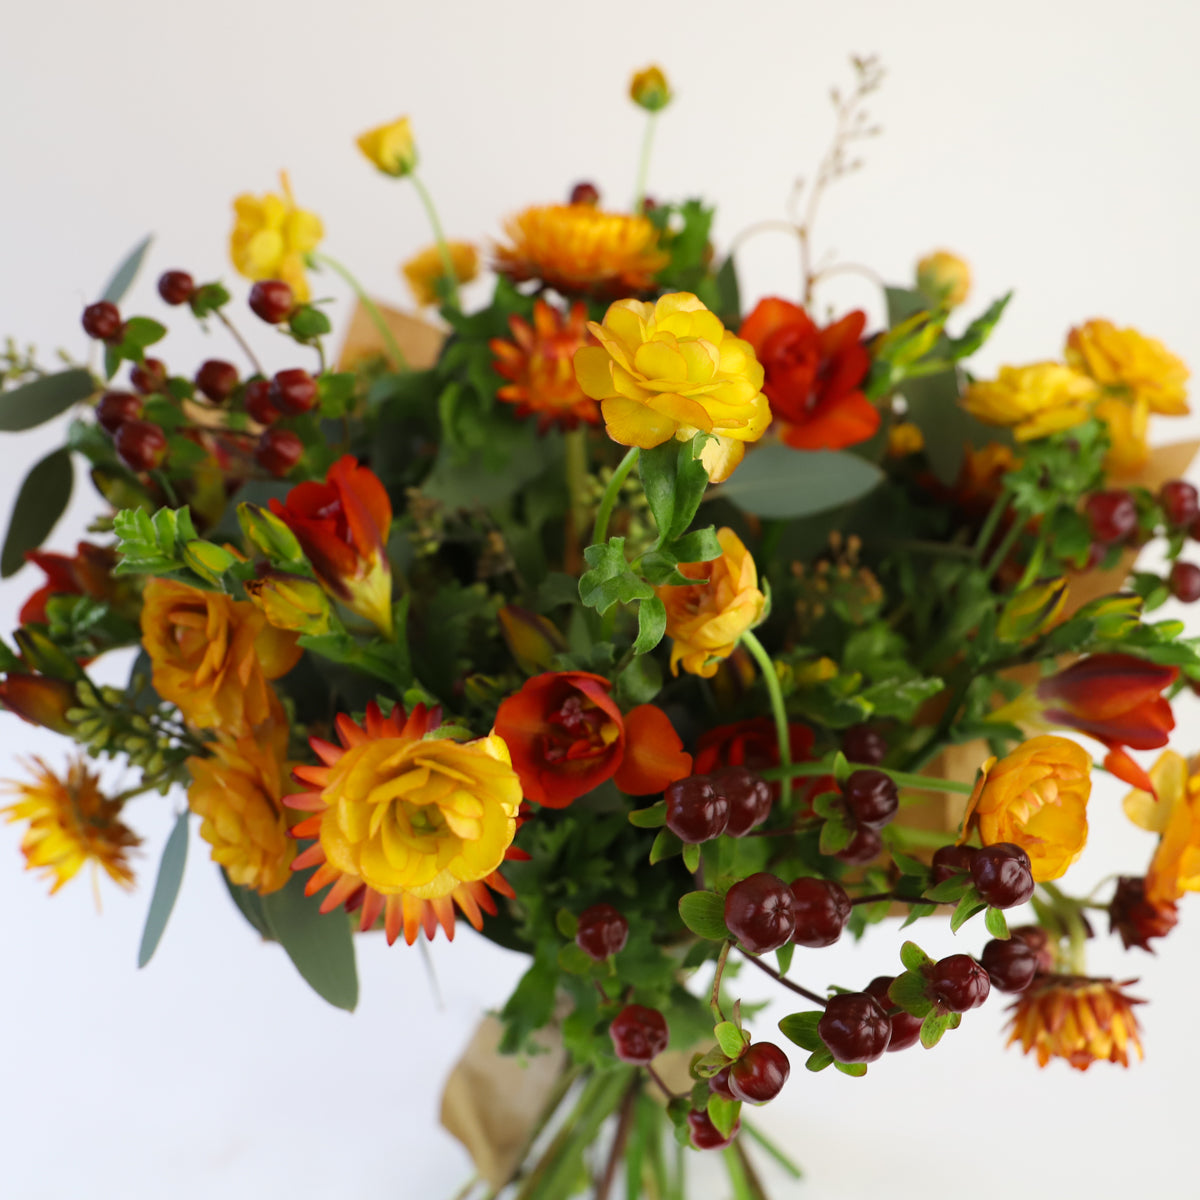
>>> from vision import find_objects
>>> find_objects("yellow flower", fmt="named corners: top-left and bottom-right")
top-left (140, 578), bottom-right (301, 735)
top-left (356, 116), bottom-right (419, 178)
top-left (494, 204), bottom-right (667, 298)
top-left (1066, 318), bottom-right (1189, 415)
top-left (629, 65), bottom-right (672, 112)
top-left (1, 756), bottom-right (139, 895)
top-left (960, 363), bottom-right (1099, 441)
top-left (229, 171), bottom-right (323, 303)
top-left (916, 250), bottom-right (971, 308)
top-left (1005, 975), bottom-right (1144, 1070)
top-left (657, 527), bottom-right (765, 677)
top-left (244, 571), bottom-right (334, 637)
top-left (886, 421), bottom-right (924, 458)
top-left (960, 735), bottom-right (1092, 881)
top-left (186, 720), bottom-right (296, 895)
top-left (402, 241), bottom-right (479, 306)
top-left (1094, 394), bottom-right (1150, 477)
top-left (574, 292), bottom-right (771, 482)
top-left (1123, 750), bottom-right (1200, 906)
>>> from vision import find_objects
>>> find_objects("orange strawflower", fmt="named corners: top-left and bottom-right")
top-left (1, 755), bottom-right (139, 895)
top-left (494, 203), bottom-right (667, 298)
top-left (491, 300), bottom-right (600, 432)
top-left (1005, 975), bottom-right (1144, 1070)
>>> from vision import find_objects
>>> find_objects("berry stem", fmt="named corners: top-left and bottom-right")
top-left (409, 172), bottom-right (462, 309)
top-left (739, 629), bottom-right (792, 806)
top-left (759, 758), bottom-right (974, 795)
top-left (633, 113), bottom-right (658, 214)
top-left (563, 426), bottom-right (589, 575)
top-left (737, 947), bottom-right (826, 1007)
top-left (644, 1062), bottom-right (680, 1101)
top-left (592, 446), bottom-right (640, 546)
top-left (710, 939), bottom-right (733, 1021)
top-left (594, 1076), bottom-right (640, 1200)
top-left (972, 488), bottom-right (1010, 563)
top-left (982, 516), bottom-right (1025, 582)
top-left (213, 309), bottom-right (265, 377)
top-left (741, 1121), bottom-right (804, 1180)
top-left (309, 252), bottom-right (409, 370)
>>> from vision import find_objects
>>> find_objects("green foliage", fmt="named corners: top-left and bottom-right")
top-left (2, 448), bottom-right (73, 577)
top-left (719, 444), bottom-right (883, 519)
top-left (950, 885), bottom-right (987, 933)
top-left (0, 368), bottom-right (95, 432)
top-left (777, 1010), bottom-right (823, 1051)
top-left (137, 810), bottom-right (189, 968)
top-left (99, 234), bottom-right (153, 304)
top-left (985, 906), bottom-right (1010, 939)
top-left (679, 892), bottom-right (728, 941)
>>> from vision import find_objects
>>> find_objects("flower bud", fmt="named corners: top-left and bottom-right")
top-left (916, 250), bottom-right (971, 308)
top-left (0, 673), bottom-right (77, 733)
top-left (996, 577), bottom-right (1069, 643)
top-left (13, 628), bottom-right (83, 681)
top-left (243, 571), bottom-right (333, 636)
top-left (886, 422), bottom-right (924, 458)
top-left (498, 605), bottom-right (567, 674)
top-left (356, 116), bottom-right (418, 177)
top-left (237, 503), bottom-right (304, 564)
top-left (629, 65), bottom-right (672, 112)
top-left (181, 540), bottom-right (239, 586)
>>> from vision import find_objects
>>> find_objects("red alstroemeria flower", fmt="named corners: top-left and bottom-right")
top-left (493, 671), bottom-right (692, 808)
top-left (738, 298), bottom-right (877, 450)
top-left (1036, 653), bottom-right (1177, 792)
top-left (19, 542), bottom-right (119, 627)
top-left (269, 455), bottom-right (394, 637)
top-left (693, 717), bottom-right (822, 803)
top-left (0, 673), bottom-right (76, 734)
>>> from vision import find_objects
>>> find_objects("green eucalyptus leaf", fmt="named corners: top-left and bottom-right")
top-left (100, 233), bottom-right (153, 303)
top-left (136, 809), bottom-right (189, 968)
top-left (2, 449), bottom-right (73, 577)
top-left (0, 368), bottom-right (95, 432)
top-left (718, 444), bottom-right (882, 519)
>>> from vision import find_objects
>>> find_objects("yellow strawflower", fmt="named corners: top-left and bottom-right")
top-left (229, 171), bottom-right (323, 303)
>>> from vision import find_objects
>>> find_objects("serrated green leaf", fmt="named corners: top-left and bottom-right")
top-left (0, 368), bottom-right (95, 432)
top-left (100, 233), bottom-right (153, 303)
top-left (777, 1010), bottom-right (824, 1052)
top-left (718, 444), bottom-right (882, 519)
top-left (834, 1061), bottom-right (868, 1077)
top-left (632, 596), bottom-right (666, 654)
top-left (136, 809), bottom-right (189, 968)
top-left (678, 891), bottom-right (729, 941)
top-left (714, 1021), bottom-right (746, 1059)
top-left (984, 906), bottom-right (1010, 939)
top-left (2, 449), bottom-right (73, 577)
top-left (899, 940), bottom-right (934, 972)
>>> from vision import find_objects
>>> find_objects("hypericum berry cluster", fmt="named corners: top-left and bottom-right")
top-left (930, 841), bottom-right (1035, 908)
top-left (789, 877), bottom-right (852, 948)
top-left (865, 976), bottom-right (923, 1051)
top-left (608, 1004), bottom-right (668, 1064)
top-left (833, 768), bottom-right (900, 865)
top-left (818, 992), bottom-right (892, 1063)
top-left (925, 953), bottom-right (990, 1012)
top-left (980, 936), bottom-right (1039, 992)
top-left (575, 903), bottom-right (629, 961)
top-left (664, 766), bottom-right (772, 843)
top-left (724, 873), bottom-right (795, 953)
top-left (726, 1041), bottom-right (790, 1104)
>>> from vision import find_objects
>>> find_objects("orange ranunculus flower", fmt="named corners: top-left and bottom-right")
top-left (960, 735), bottom-right (1092, 881)
top-left (1005, 975), bottom-right (1144, 1070)
top-left (286, 702), bottom-right (520, 945)
top-left (493, 671), bottom-right (691, 808)
top-left (140, 578), bottom-right (301, 735)
top-left (1123, 750), bottom-right (1200, 907)
top-left (229, 171), bottom-right (323, 303)
top-left (491, 300), bottom-right (601, 433)
top-left (269, 455), bottom-right (394, 638)
top-left (1065, 318), bottom-right (1189, 416)
top-left (738, 299), bottom-right (876, 451)
top-left (186, 719), bottom-right (297, 895)
top-left (657, 527), bottom-right (765, 678)
top-left (916, 250), bottom-right (971, 308)
top-left (575, 293), bottom-right (771, 482)
top-left (1093, 393), bottom-right (1150, 477)
top-left (960, 363), bottom-right (1099, 441)
top-left (402, 241), bottom-right (479, 306)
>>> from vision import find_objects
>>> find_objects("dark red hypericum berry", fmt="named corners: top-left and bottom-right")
top-left (728, 1042), bottom-right (790, 1104)
top-left (930, 843), bottom-right (977, 885)
top-left (980, 937), bottom-right (1039, 992)
top-left (1109, 875), bottom-right (1179, 951)
top-left (723, 873), bottom-right (795, 955)
top-left (842, 724), bottom-right (887, 765)
top-left (95, 390), bottom-right (143, 434)
top-left (688, 1108), bottom-right (739, 1151)
top-left (789, 877), bottom-right (851, 948)
top-left (865, 976), bottom-right (923, 1052)
top-left (249, 279), bottom-right (295, 325)
top-left (269, 367), bottom-right (318, 415)
top-left (255, 428), bottom-right (304, 478)
top-left (575, 903), bottom-right (629, 961)
top-left (157, 270), bottom-right (195, 306)
top-left (82, 301), bottom-right (122, 342)
top-left (834, 824), bottom-right (882, 865)
top-left (713, 765), bottom-right (772, 837)
top-left (608, 1004), bottom-right (668, 1064)
top-left (1170, 561), bottom-right (1200, 603)
top-left (569, 181), bottom-right (600, 206)
top-left (708, 1065), bottom-right (736, 1100)
top-left (664, 776), bottom-right (729, 843)
top-left (818, 992), bottom-right (891, 1064)
top-left (971, 842), bottom-right (1035, 908)
top-left (195, 359), bottom-right (239, 403)
top-left (114, 419), bottom-right (167, 471)
top-left (842, 769), bottom-right (899, 829)
top-left (129, 357), bottom-right (167, 395)
top-left (1083, 490), bottom-right (1137, 544)
top-left (1161, 480), bottom-right (1199, 528)
top-left (928, 954), bottom-right (991, 1012)
top-left (1010, 925), bottom-right (1055, 973)
top-left (244, 378), bottom-right (280, 425)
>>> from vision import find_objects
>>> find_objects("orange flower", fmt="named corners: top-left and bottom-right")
top-left (402, 241), bottom-right (478, 306)
top-left (494, 203), bottom-right (667, 297)
top-left (1065, 319), bottom-right (1189, 415)
top-left (657, 527), bottom-right (765, 677)
top-left (960, 736), bottom-right (1091, 881)
top-left (1122, 750), bottom-right (1200, 907)
top-left (140, 578), bottom-right (300, 735)
top-left (1005, 975), bottom-right (1144, 1070)
top-left (0, 672), bottom-right (76, 734)
top-left (1108, 875), bottom-right (1178, 952)
top-left (493, 671), bottom-right (691, 808)
top-left (18, 542), bottom-right (122, 627)
top-left (490, 300), bottom-right (600, 432)
top-left (1, 755), bottom-right (139, 895)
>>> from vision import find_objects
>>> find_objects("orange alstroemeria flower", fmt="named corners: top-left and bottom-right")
top-left (269, 455), bottom-right (394, 638)
top-left (738, 298), bottom-right (877, 451)
top-left (493, 671), bottom-right (691, 808)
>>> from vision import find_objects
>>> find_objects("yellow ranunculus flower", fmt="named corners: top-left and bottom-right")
top-left (657, 527), bottom-right (765, 678)
top-left (356, 116), bottom-right (419, 178)
top-left (960, 735), bottom-right (1092, 881)
top-left (960, 362), bottom-right (1098, 441)
top-left (1123, 751), bottom-right (1200, 906)
top-left (229, 171), bottom-right (323, 303)
top-left (629, 65), bottom-right (672, 112)
top-left (1093, 394), bottom-right (1150, 476)
top-left (1066, 318), bottom-right (1189, 415)
top-left (402, 241), bottom-right (479, 306)
top-left (916, 250), bottom-right (971, 308)
top-left (574, 293), bottom-right (771, 482)
top-left (187, 721), bottom-right (296, 895)
top-left (140, 578), bottom-right (301, 735)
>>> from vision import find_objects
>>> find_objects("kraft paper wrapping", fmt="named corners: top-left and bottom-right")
top-left (337, 298), bottom-right (446, 370)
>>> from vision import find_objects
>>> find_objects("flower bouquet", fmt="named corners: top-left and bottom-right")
top-left (4, 57), bottom-right (1200, 1198)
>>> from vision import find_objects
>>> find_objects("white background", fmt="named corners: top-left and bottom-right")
top-left (2, 1), bottom-right (1200, 1196)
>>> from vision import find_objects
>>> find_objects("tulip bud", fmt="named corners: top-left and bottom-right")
top-left (997, 578), bottom-right (1069, 643)
top-left (356, 116), bottom-right (418, 178)
top-left (181, 540), bottom-right (238, 586)
top-left (244, 571), bottom-right (333, 636)
top-left (0, 673), bottom-right (77, 733)
top-left (498, 606), bottom-right (567, 674)
top-left (238, 503), bottom-right (305, 564)
top-left (629, 65), bottom-right (672, 112)
top-left (916, 250), bottom-right (971, 308)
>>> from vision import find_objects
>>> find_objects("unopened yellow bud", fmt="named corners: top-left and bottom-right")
top-left (629, 65), bottom-right (672, 113)
top-left (238, 503), bottom-right (304, 564)
top-left (244, 572), bottom-right (333, 636)
top-left (356, 116), bottom-right (418, 178)
top-left (916, 250), bottom-right (971, 308)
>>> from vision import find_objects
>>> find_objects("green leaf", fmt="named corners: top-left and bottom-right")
top-left (805, 1047), bottom-right (834, 1072)
top-left (682, 842), bottom-right (701, 873)
top-left (136, 810), bottom-right (189, 968)
top-left (668, 526), bottom-right (722, 564)
top-left (650, 827), bottom-right (682, 864)
top-left (261, 871), bottom-right (358, 1011)
top-left (919, 1010), bottom-right (960, 1049)
top-left (950, 886), bottom-right (987, 934)
top-left (614, 653), bottom-right (662, 708)
top-left (100, 233), bottom-right (153, 303)
top-left (715, 254), bottom-right (741, 325)
top-left (922, 875), bottom-right (972, 903)
top-left (706, 1094), bottom-right (741, 1139)
top-left (2, 449), bottom-right (73, 577)
top-left (777, 1010), bottom-right (824, 1052)
top-left (629, 803), bottom-right (667, 829)
top-left (714, 1021), bottom-right (747, 1059)
top-left (121, 316), bottom-right (166, 349)
top-left (220, 869), bottom-right (271, 938)
top-left (632, 596), bottom-right (666, 654)
top-left (899, 940), bottom-right (934, 972)
top-left (985, 906), bottom-right (1010, 939)
top-left (557, 941), bottom-right (600, 975)
top-left (317, 372), bottom-right (356, 418)
top-left (579, 537), bottom-right (654, 614)
top-left (289, 305), bottom-right (333, 340)
top-left (0, 368), bottom-right (95, 432)
top-left (678, 891), bottom-right (729, 941)
top-left (775, 942), bottom-right (795, 975)
top-left (718, 444), bottom-right (882, 519)
top-left (555, 908), bottom-right (579, 939)
top-left (834, 1061), bottom-right (868, 1078)
top-left (818, 810), bottom-right (854, 856)
top-left (887, 970), bottom-right (935, 1018)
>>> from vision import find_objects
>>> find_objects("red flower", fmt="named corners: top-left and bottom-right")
top-left (693, 718), bottom-right (821, 803)
top-left (19, 542), bottom-right (119, 627)
top-left (493, 671), bottom-right (691, 808)
top-left (738, 298), bottom-right (876, 450)
top-left (0, 673), bottom-right (76, 734)
top-left (269, 455), bottom-right (394, 637)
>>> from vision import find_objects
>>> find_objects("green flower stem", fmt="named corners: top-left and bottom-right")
top-left (563, 427), bottom-right (589, 572)
top-left (973, 488), bottom-right (1010, 563)
top-left (592, 446), bottom-right (640, 545)
top-left (739, 629), bottom-right (792, 806)
top-left (310, 251), bottom-right (409, 371)
top-left (759, 758), bottom-right (975, 794)
top-left (982, 516), bottom-right (1025, 582)
top-left (741, 1121), bottom-right (804, 1180)
top-left (633, 114), bottom-right (659, 214)
top-left (1015, 530), bottom-right (1049, 590)
top-left (410, 172), bottom-right (461, 309)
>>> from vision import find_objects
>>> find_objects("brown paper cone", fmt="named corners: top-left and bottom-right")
top-left (337, 299), bottom-right (445, 372)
